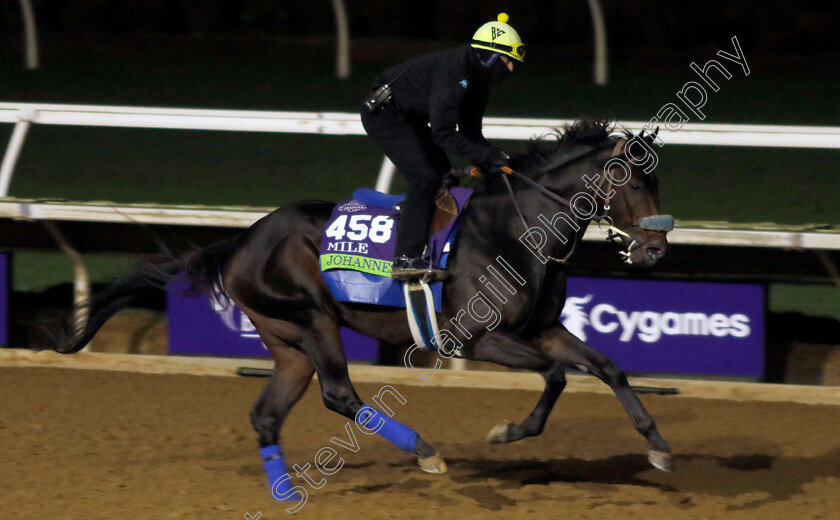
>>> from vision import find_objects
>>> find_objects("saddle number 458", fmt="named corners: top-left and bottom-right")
top-left (326, 214), bottom-right (394, 243)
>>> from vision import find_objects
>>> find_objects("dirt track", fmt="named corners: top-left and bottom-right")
top-left (2, 366), bottom-right (839, 520)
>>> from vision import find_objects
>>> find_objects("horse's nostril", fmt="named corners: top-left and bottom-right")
top-left (646, 247), bottom-right (664, 259)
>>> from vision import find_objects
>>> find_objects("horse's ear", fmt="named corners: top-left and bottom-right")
top-left (646, 126), bottom-right (660, 145)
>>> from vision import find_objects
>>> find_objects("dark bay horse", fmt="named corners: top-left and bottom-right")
top-left (53, 120), bottom-right (673, 499)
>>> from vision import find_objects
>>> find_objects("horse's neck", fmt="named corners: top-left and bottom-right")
top-left (453, 161), bottom-right (591, 293)
top-left (475, 160), bottom-right (593, 255)
top-left (451, 176), bottom-right (582, 333)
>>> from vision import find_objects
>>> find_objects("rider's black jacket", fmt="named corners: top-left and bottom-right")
top-left (375, 45), bottom-right (493, 164)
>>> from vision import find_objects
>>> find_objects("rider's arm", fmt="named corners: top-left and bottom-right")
top-left (458, 86), bottom-right (490, 148)
top-left (428, 73), bottom-right (493, 164)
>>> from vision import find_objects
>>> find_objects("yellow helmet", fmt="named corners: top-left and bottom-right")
top-left (471, 13), bottom-right (525, 62)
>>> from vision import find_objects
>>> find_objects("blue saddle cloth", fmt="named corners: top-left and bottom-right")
top-left (319, 187), bottom-right (473, 312)
top-left (352, 188), bottom-right (404, 209)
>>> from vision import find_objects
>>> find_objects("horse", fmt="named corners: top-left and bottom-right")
top-left (51, 119), bottom-right (673, 499)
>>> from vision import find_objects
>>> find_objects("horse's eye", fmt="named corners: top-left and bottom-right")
top-left (631, 184), bottom-right (641, 191)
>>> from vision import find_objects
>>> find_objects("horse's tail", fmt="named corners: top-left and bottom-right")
top-left (51, 237), bottom-right (238, 354)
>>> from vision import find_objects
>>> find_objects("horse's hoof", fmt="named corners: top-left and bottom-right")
top-left (648, 450), bottom-right (672, 472)
top-left (418, 452), bottom-right (447, 474)
top-left (486, 421), bottom-right (513, 444)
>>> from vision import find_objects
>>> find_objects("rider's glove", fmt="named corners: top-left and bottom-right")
top-left (484, 149), bottom-right (511, 175)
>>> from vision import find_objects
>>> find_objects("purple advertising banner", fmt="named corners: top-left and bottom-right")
top-left (561, 277), bottom-right (765, 377)
top-left (166, 284), bottom-right (378, 361)
top-left (166, 275), bottom-right (765, 375)
top-left (0, 253), bottom-right (7, 346)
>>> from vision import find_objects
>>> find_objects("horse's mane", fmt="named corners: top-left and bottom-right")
top-left (531, 119), bottom-right (615, 152)
top-left (512, 119), bottom-right (629, 173)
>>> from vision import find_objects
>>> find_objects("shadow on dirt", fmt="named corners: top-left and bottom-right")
top-left (444, 447), bottom-right (840, 510)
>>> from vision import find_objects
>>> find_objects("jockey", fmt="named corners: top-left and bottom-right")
top-left (361, 13), bottom-right (525, 282)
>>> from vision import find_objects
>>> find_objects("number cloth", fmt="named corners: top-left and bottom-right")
top-left (318, 188), bottom-right (473, 310)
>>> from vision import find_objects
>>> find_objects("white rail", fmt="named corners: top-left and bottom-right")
top-left (2, 103), bottom-right (840, 146)
top-left (3, 102), bottom-right (840, 199)
top-left (1, 199), bottom-right (839, 250)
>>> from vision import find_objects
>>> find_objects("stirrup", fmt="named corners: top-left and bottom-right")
top-left (391, 255), bottom-right (448, 282)
top-left (392, 266), bottom-right (448, 282)
top-left (420, 267), bottom-right (448, 283)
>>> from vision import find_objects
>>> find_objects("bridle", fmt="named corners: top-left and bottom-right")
top-left (499, 138), bottom-right (646, 265)
top-left (592, 138), bottom-right (639, 264)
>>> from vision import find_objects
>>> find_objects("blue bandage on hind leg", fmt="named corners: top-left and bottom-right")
top-left (358, 405), bottom-right (418, 453)
top-left (259, 445), bottom-right (298, 501)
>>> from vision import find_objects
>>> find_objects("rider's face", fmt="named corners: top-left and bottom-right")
top-left (500, 55), bottom-right (514, 72)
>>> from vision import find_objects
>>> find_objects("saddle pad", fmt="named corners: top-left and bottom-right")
top-left (322, 268), bottom-right (444, 311)
top-left (319, 200), bottom-right (398, 277)
top-left (319, 188), bottom-right (473, 311)
top-left (352, 188), bottom-right (404, 209)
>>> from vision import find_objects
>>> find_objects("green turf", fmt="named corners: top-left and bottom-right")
top-left (11, 252), bottom-right (140, 293)
top-left (8, 128), bottom-right (389, 206)
top-left (7, 127), bottom-right (839, 225)
top-left (768, 283), bottom-right (840, 320)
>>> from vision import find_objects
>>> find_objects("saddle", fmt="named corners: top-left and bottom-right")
top-left (431, 186), bottom-right (460, 234)
top-left (352, 185), bottom-right (461, 236)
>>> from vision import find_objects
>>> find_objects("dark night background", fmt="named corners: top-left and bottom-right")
top-left (0, 1), bottom-right (836, 58)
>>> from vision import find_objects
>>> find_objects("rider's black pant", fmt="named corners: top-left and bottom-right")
top-left (361, 106), bottom-right (451, 258)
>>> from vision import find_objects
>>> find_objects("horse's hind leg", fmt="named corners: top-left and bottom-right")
top-left (302, 312), bottom-right (447, 473)
top-left (469, 330), bottom-right (567, 444)
top-left (250, 332), bottom-right (315, 502)
top-left (543, 325), bottom-right (672, 471)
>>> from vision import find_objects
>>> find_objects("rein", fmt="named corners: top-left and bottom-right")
top-left (499, 139), bottom-right (631, 264)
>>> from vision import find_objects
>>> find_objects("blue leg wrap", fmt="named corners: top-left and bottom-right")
top-left (260, 445), bottom-right (298, 501)
top-left (358, 405), bottom-right (418, 453)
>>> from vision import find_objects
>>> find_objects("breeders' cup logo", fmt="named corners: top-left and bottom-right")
top-left (337, 201), bottom-right (367, 213)
top-left (561, 294), bottom-right (752, 343)
top-left (210, 289), bottom-right (264, 343)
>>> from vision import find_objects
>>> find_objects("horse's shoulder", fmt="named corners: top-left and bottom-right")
top-left (263, 200), bottom-right (335, 222)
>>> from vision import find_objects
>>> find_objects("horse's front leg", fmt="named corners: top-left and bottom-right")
top-left (469, 330), bottom-right (567, 444)
top-left (541, 324), bottom-right (672, 471)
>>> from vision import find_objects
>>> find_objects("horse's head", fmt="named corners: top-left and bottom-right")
top-left (596, 129), bottom-right (673, 266)
top-left (508, 120), bottom-right (671, 268)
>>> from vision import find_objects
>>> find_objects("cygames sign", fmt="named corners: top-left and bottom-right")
top-left (561, 277), bottom-right (765, 377)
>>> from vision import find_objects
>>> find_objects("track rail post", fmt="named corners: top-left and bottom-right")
top-left (331, 0), bottom-right (351, 78)
top-left (18, 0), bottom-right (39, 70)
top-left (585, 0), bottom-right (609, 86)
top-left (374, 156), bottom-right (396, 193)
top-left (0, 111), bottom-right (34, 197)
top-left (43, 222), bottom-right (91, 351)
